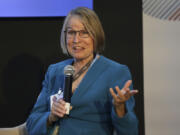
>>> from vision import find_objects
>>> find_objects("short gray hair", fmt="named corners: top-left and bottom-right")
top-left (60, 7), bottom-right (105, 55)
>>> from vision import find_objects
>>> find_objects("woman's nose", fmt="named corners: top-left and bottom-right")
top-left (73, 33), bottom-right (80, 43)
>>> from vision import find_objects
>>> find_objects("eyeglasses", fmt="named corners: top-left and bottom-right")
top-left (65, 29), bottom-right (89, 38)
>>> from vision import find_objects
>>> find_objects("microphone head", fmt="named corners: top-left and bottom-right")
top-left (64, 65), bottom-right (75, 76)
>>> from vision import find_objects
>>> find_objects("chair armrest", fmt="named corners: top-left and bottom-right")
top-left (0, 122), bottom-right (28, 135)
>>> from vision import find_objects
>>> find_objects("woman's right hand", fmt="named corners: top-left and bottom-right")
top-left (48, 96), bottom-right (67, 125)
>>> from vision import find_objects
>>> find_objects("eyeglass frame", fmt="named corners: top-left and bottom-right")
top-left (64, 29), bottom-right (90, 38)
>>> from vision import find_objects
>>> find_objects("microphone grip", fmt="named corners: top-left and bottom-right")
top-left (63, 75), bottom-right (73, 103)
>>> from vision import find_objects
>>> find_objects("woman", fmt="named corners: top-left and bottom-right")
top-left (26, 7), bottom-right (138, 135)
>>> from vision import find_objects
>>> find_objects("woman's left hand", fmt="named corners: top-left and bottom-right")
top-left (109, 80), bottom-right (138, 117)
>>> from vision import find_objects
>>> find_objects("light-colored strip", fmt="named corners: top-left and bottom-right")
top-left (144, 0), bottom-right (157, 14)
top-left (149, 0), bottom-right (165, 16)
top-left (170, 8), bottom-right (180, 20)
top-left (143, 0), bottom-right (155, 12)
top-left (159, 0), bottom-right (179, 19)
top-left (155, 0), bottom-right (174, 18)
top-left (163, 1), bottom-right (180, 20)
top-left (152, 0), bottom-right (168, 17)
top-left (143, 0), bottom-right (180, 21)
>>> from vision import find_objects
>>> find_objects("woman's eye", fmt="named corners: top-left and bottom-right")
top-left (68, 30), bottom-right (75, 35)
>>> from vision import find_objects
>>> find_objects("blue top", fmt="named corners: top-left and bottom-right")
top-left (26, 55), bottom-right (138, 135)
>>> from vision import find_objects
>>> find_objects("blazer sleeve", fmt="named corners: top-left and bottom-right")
top-left (26, 66), bottom-right (53, 135)
top-left (110, 65), bottom-right (138, 135)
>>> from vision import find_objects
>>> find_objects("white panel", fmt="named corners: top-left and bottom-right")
top-left (143, 13), bottom-right (180, 135)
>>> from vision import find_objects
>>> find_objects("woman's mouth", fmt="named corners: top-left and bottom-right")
top-left (73, 46), bottom-right (84, 52)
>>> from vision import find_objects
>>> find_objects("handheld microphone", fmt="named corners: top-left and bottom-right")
top-left (63, 65), bottom-right (75, 115)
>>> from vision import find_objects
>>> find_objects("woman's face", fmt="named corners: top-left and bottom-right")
top-left (66, 15), bottom-right (94, 62)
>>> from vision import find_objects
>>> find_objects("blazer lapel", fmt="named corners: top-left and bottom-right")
top-left (71, 56), bottom-right (108, 104)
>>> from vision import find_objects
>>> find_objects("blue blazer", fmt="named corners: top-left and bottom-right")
top-left (26, 55), bottom-right (138, 135)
